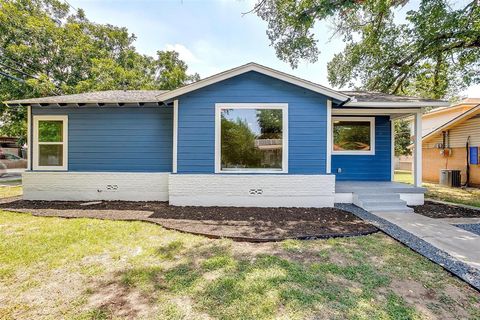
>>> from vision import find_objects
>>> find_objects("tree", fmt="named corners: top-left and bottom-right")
top-left (0, 0), bottom-right (199, 144)
top-left (254, 0), bottom-right (479, 99)
top-left (394, 119), bottom-right (412, 156)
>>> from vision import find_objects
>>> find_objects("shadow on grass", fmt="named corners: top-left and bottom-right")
top-left (79, 239), bottom-right (424, 320)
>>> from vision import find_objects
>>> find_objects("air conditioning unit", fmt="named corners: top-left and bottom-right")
top-left (440, 169), bottom-right (461, 187)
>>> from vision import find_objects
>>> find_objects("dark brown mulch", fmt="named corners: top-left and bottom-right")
top-left (411, 201), bottom-right (480, 219)
top-left (0, 200), bottom-right (377, 242)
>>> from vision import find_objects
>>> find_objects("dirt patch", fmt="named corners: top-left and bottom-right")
top-left (0, 200), bottom-right (377, 242)
top-left (412, 201), bottom-right (480, 218)
top-left (386, 279), bottom-right (477, 320)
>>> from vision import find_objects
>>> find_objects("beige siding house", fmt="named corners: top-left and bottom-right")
top-left (422, 98), bottom-right (480, 186)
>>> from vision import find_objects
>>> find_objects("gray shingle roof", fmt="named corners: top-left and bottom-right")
top-left (5, 90), bottom-right (168, 105)
top-left (341, 91), bottom-right (444, 103)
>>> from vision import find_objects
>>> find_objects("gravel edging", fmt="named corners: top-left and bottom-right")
top-left (336, 203), bottom-right (480, 291)
top-left (454, 224), bottom-right (480, 236)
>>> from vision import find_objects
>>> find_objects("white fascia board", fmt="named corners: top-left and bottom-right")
top-left (332, 108), bottom-right (423, 115)
top-left (344, 101), bottom-right (450, 108)
top-left (157, 63), bottom-right (350, 102)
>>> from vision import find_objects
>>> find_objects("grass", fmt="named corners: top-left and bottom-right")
top-left (0, 210), bottom-right (479, 319)
top-left (0, 185), bottom-right (22, 199)
top-left (394, 170), bottom-right (480, 208)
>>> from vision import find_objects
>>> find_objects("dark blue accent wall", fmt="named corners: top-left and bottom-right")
top-left (332, 116), bottom-right (391, 181)
top-left (177, 71), bottom-right (329, 174)
top-left (32, 106), bottom-right (172, 172)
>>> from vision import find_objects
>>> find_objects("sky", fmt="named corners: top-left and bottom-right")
top-left (69, 0), bottom-right (479, 98)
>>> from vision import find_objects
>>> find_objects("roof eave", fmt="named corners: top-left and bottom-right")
top-left (157, 62), bottom-right (350, 102)
top-left (422, 104), bottom-right (480, 141)
top-left (343, 101), bottom-right (450, 108)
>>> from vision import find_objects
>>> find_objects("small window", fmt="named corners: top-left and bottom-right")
top-left (215, 104), bottom-right (288, 173)
top-left (33, 115), bottom-right (68, 170)
top-left (332, 117), bottom-right (375, 155)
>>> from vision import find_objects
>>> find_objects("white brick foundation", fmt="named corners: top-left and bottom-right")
top-left (169, 174), bottom-right (335, 207)
top-left (22, 172), bottom-right (169, 201)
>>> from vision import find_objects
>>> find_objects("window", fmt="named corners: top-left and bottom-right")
top-left (33, 115), bottom-right (68, 170)
top-left (215, 104), bottom-right (288, 173)
top-left (332, 117), bottom-right (375, 155)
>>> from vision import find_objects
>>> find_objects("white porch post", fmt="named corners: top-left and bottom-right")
top-left (326, 99), bottom-right (332, 174)
top-left (391, 118), bottom-right (395, 181)
top-left (27, 105), bottom-right (32, 171)
top-left (172, 99), bottom-right (178, 173)
top-left (413, 111), bottom-right (423, 187)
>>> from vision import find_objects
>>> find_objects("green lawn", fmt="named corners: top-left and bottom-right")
top-left (0, 185), bottom-right (23, 199)
top-left (394, 170), bottom-right (480, 208)
top-left (0, 210), bottom-right (479, 319)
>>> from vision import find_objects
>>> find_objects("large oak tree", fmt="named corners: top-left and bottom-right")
top-left (254, 0), bottom-right (479, 99)
top-left (0, 0), bottom-right (199, 143)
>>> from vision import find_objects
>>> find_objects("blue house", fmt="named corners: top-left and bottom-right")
top-left (5, 63), bottom-right (448, 211)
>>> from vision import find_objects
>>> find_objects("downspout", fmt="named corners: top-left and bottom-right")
top-left (464, 136), bottom-right (471, 187)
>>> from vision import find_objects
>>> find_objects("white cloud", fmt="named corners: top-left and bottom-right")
top-left (165, 44), bottom-right (200, 64)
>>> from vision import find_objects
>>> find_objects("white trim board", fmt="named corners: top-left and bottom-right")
top-left (344, 101), bottom-right (449, 108)
top-left (331, 116), bottom-right (375, 156)
top-left (326, 99), bottom-right (332, 173)
top-left (214, 103), bottom-right (289, 174)
top-left (157, 63), bottom-right (350, 102)
top-left (32, 115), bottom-right (68, 171)
top-left (172, 99), bottom-right (178, 173)
top-left (27, 106), bottom-right (32, 171)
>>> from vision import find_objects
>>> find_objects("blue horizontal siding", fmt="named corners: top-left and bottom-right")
top-left (32, 107), bottom-right (172, 172)
top-left (332, 116), bottom-right (391, 181)
top-left (177, 71), bottom-right (328, 174)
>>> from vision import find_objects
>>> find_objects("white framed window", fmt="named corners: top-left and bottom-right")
top-left (215, 103), bottom-right (288, 173)
top-left (33, 115), bottom-right (68, 170)
top-left (332, 117), bottom-right (375, 155)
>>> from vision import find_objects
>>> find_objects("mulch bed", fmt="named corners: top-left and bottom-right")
top-left (411, 201), bottom-right (480, 219)
top-left (0, 200), bottom-right (377, 242)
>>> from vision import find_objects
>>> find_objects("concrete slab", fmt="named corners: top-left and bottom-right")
top-left (375, 211), bottom-right (480, 270)
top-left (441, 218), bottom-right (480, 225)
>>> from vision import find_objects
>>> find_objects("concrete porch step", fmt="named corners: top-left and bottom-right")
top-left (356, 194), bottom-right (401, 201)
top-left (353, 192), bottom-right (413, 214)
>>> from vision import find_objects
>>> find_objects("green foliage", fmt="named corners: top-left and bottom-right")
top-left (0, 0), bottom-right (199, 143)
top-left (394, 119), bottom-right (412, 156)
top-left (221, 115), bottom-right (262, 168)
top-left (256, 109), bottom-right (282, 138)
top-left (255, 0), bottom-right (480, 99)
top-left (333, 121), bottom-right (371, 151)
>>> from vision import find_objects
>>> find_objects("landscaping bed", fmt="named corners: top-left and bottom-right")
top-left (412, 200), bottom-right (480, 218)
top-left (0, 200), bottom-right (377, 241)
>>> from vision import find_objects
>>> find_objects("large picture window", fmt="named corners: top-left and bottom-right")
top-left (332, 117), bottom-right (375, 155)
top-left (33, 115), bottom-right (68, 170)
top-left (215, 104), bottom-right (288, 173)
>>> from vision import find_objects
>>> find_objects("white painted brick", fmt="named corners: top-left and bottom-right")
top-left (169, 174), bottom-right (335, 207)
top-left (23, 172), bottom-right (169, 201)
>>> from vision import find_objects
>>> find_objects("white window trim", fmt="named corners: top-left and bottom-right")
top-left (33, 115), bottom-right (68, 171)
top-left (215, 103), bottom-right (288, 174)
top-left (332, 116), bottom-right (375, 155)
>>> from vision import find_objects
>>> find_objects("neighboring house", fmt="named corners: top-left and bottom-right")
top-left (0, 136), bottom-right (22, 157)
top-left (5, 63), bottom-right (448, 209)
top-left (396, 98), bottom-right (480, 171)
top-left (422, 100), bottom-right (480, 187)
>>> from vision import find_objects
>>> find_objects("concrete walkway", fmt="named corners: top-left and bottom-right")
top-left (375, 211), bottom-right (480, 271)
